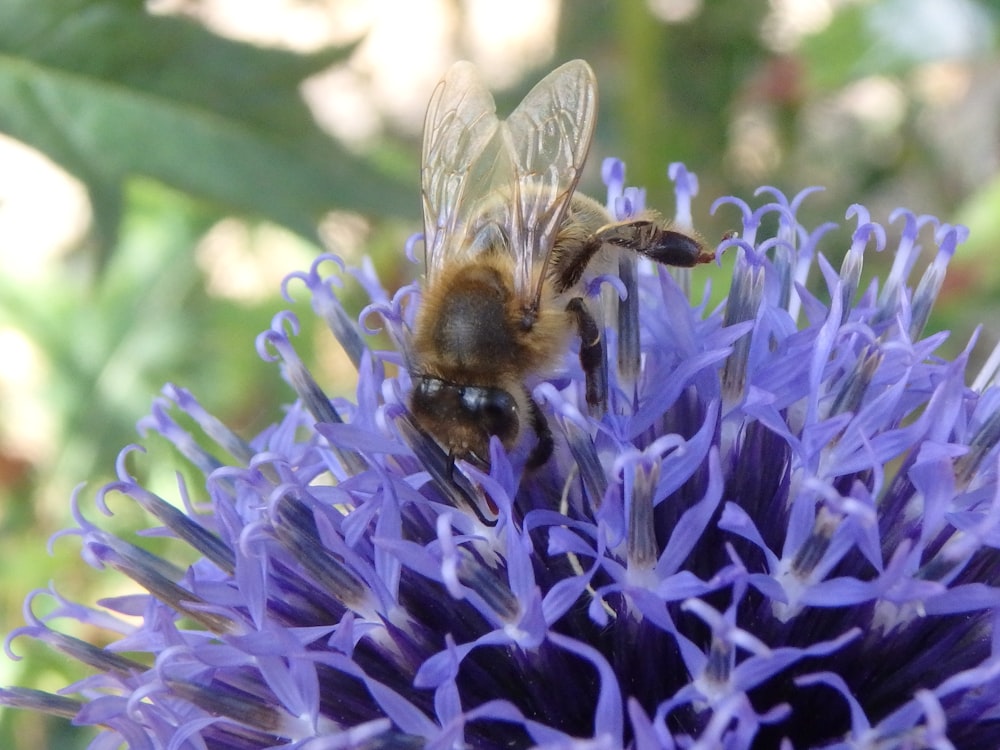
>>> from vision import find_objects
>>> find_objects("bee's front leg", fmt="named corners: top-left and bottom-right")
top-left (566, 297), bottom-right (607, 416)
top-left (596, 221), bottom-right (714, 267)
top-left (525, 394), bottom-right (554, 469)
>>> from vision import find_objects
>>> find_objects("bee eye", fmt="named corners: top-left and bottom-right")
top-left (461, 387), bottom-right (519, 443)
top-left (410, 377), bottom-right (520, 457)
top-left (412, 377), bottom-right (442, 402)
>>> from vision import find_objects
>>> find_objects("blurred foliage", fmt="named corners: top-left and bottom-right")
top-left (0, 0), bottom-right (414, 270)
top-left (1, 0), bottom-right (999, 746)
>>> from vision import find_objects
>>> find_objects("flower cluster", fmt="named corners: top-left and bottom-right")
top-left (4, 160), bottom-right (1000, 750)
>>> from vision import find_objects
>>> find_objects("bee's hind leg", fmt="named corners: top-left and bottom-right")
top-left (566, 297), bottom-right (607, 416)
top-left (525, 393), bottom-right (554, 469)
top-left (596, 221), bottom-right (713, 267)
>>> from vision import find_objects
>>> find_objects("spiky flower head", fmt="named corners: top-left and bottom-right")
top-left (4, 159), bottom-right (1000, 750)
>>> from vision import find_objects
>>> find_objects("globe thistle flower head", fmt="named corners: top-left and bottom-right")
top-left (4, 159), bottom-right (1000, 750)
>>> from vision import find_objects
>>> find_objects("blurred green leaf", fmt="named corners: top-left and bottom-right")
top-left (954, 172), bottom-right (1000, 288)
top-left (0, 184), bottom-right (205, 482)
top-left (802, 0), bottom-right (998, 92)
top-left (799, 4), bottom-right (873, 91)
top-left (0, 0), bottom-right (416, 265)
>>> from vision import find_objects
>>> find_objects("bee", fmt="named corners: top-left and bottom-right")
top-left (408, 60), bottom-right (714, 470)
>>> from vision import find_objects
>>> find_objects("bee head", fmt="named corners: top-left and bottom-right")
top-left (409, 376), bottom-right (520, 466)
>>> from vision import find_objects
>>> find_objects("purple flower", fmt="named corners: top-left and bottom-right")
top-left (5, 159), bottom-right (1000, 749)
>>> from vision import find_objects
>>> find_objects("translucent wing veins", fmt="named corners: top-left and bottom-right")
top-left (504, 61), bottom-right (598, 306)
top-left (420, 62), bottom-right (500, 280)
top-left (419, 60), bottom-right (598, 315)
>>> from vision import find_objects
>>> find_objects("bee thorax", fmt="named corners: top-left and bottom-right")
top-left (418, 264), bottom-right (519, 374)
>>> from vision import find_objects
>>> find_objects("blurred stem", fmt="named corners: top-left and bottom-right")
top-left (615, 0), bottom-right (670, 193)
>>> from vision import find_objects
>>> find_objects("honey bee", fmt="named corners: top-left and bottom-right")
top-left (408, 60), bottom-right (714, 470)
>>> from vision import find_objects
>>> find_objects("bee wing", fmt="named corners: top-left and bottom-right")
top-left (421, 61), bottom-right (501, 280)
top-left (502, 60), bottom-right (598, 304)
top-left (420, 60), bottom-right (597, 296)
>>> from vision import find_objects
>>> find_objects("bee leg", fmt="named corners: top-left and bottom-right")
top-left (550, 224), bottom-right (712, 295)
top-left (596, 221), bottom-right (713, 267)
top-left (550, 237), bottom-right (604, 293)
top-left (566, 297), bottom-right (607, 415)
top-left (525, 394), bottom-right (553, 469)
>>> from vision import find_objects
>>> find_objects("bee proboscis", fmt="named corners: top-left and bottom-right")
top-left (408, 60), bottom-right (714, 470)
